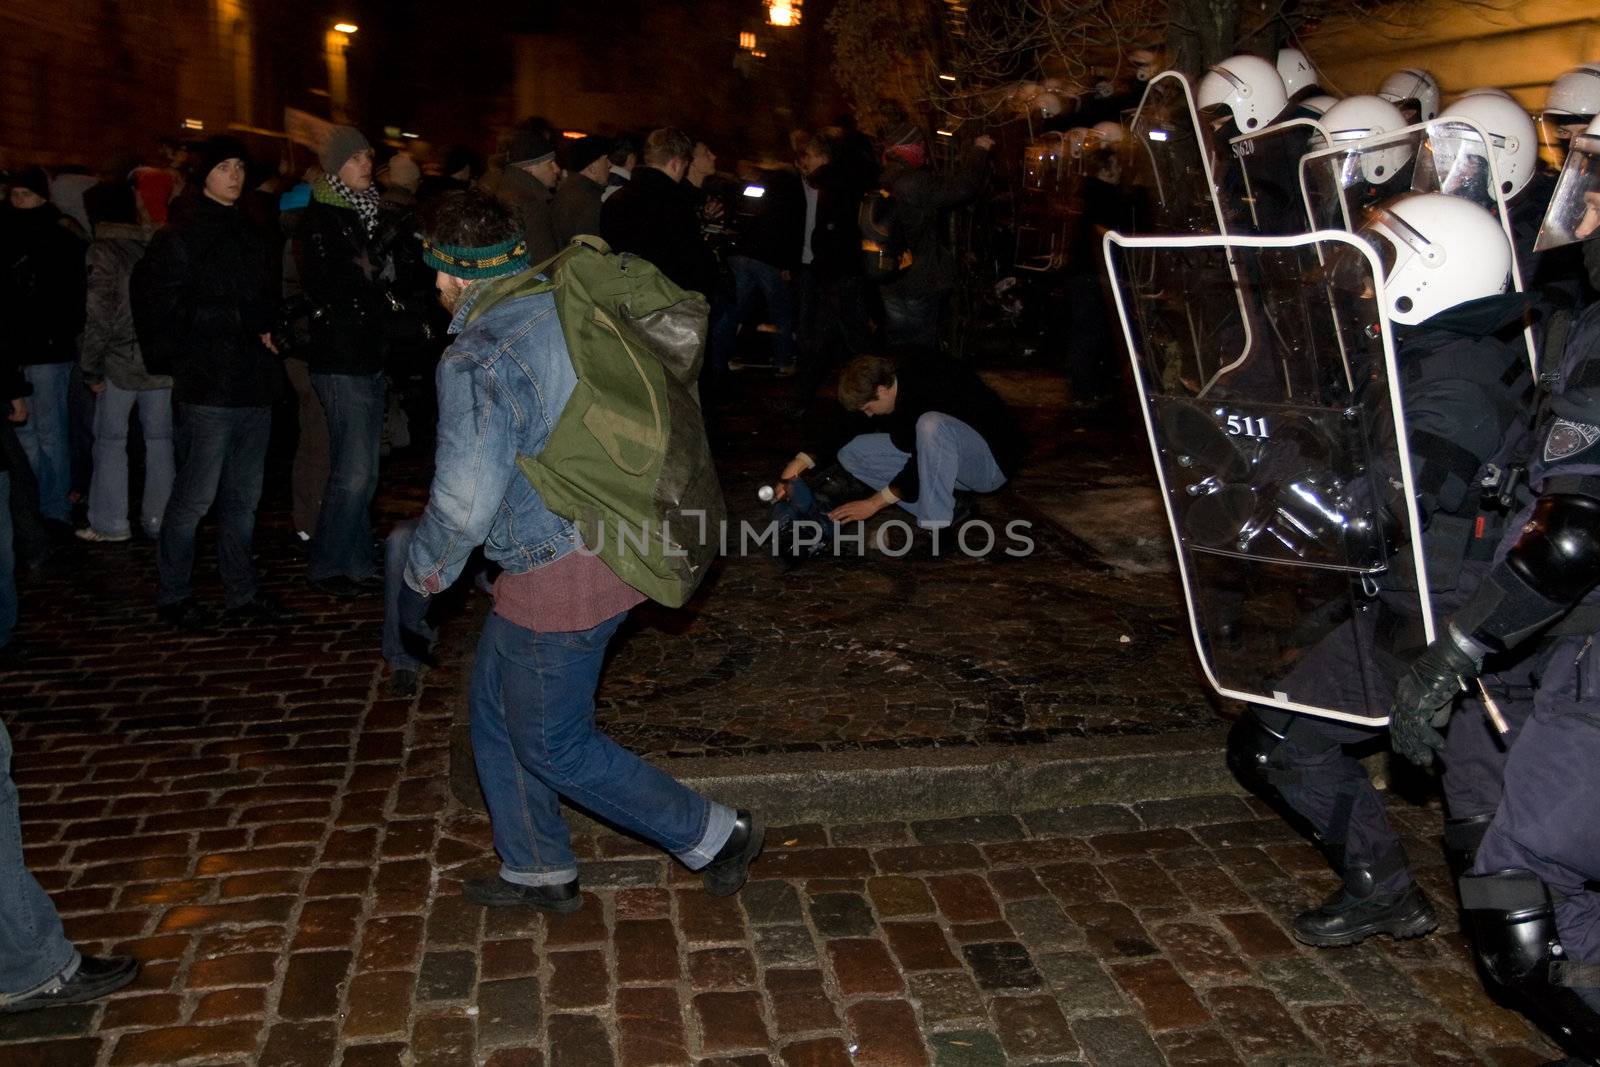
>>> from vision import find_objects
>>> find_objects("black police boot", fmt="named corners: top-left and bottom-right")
top-left (462, 875), bottom-right (582, 913)
top-left (1443, 813), bottom-right (1494, 883)
top-left (702, 811), bottom-right (765, 897)
top-left (1292, 868), bottom-right (1437, 948)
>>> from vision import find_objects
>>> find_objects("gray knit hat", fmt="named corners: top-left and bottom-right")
top-left (320, 126), bottom-right (372, 174)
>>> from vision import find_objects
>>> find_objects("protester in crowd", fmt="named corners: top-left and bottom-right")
top-left (76, 180), bottom-right (173, 544)
top-left (132, 136), bottom-right (288, 628)
top-left (1, 166), bottom-right (88, 529)
top-left (791, 127), bottom-right (875, 417)
top-left (600, 127), bottom-right (717, 296)
top-left (603, 136), bottom-right (639, 202)
top-left (481, 129), bottom-right (561, 264)
top-left (276, 174), bottom-right (326, 550)
top-left (709, 151), bottom-right (804, 378)
top-left (398, 190), bottom-right (764, 912)
top-left (778, 352), bottom-right (1022, 532)
top-left (551, 136), bottom-right (611, 248)
top-left (377, 151), bottom-right (422, 209)
top-left (875, 126), bottom-right (995, 350)
top-left (296, 127), bottom-right (401, 598)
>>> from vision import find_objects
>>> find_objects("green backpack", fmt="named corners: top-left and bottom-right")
top-left (503, 237), bottom-right (725, 608)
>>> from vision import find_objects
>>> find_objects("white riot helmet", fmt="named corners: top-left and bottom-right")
top-left (1090, 120), bottom-right (1126, 145)
top-left (1314, 95), bottom-right (1413, 184)
top-left (1301, 94), bottom-right (1339, 118)
top-left (1276, 48), bottom-right (1319, 99)
top-left (1360, 192), bottom-right (1510, 326)
top-left (1545, 63), bottom-right (1600, 127)
top-left (1435, 93), bottom-right (1538, 200)
top-left (1458, 86), bottom-right (1513, 101)
top-left (1197, 54), bottom-right (1289, 131)
top-left (1377, 68), bottom-right (1441, 122)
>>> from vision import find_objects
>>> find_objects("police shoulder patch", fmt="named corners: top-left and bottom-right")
top-left (1544, 417), bottom-right (1600, 462)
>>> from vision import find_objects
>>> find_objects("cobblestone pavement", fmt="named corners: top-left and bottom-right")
top-left (0, 366), bottom-right (1557, 1064)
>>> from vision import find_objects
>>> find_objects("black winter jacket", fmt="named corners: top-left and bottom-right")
top-left (132, 193), bottom-right (280, 407)
top-left (601, 167), bottom-right (718, 296)
top-left (806, 162), bottom-right (870, 281)
top-left (0, 203), bottom-right (87, 365)
top-left (295, 197), bottom-right (406, 375)
top-left (879, 148), bottom-right (991, 301)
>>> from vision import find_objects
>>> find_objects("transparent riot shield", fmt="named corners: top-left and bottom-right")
top-left (1300, 117), bottom-right (1537, 370)
top-left (1103, 230), bottom-right (1433, 724)
top-left (1226, 118), bottom-right (1325, 234)
top-left (1533, 124), bottom-right (1600, 252)
top-left (1016, 134), bottom-right (1072, 270)
top-left (1128, 71), bottom-right (1229, 236)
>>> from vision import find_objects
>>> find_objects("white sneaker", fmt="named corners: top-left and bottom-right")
top-left (75, 528), bottom-right (131, 543)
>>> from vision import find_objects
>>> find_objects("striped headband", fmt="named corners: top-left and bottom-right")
top-left (422, 235), bottom-right (530, 279)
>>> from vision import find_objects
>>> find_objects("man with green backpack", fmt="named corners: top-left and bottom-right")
top-left (396, 190), bottom-right (759, 911)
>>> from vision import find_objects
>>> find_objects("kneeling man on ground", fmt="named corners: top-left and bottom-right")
top-left (779, 353), bottom-right (1022, 530)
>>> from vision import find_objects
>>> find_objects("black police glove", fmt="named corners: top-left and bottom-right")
top-left (397, 584), bottom-right (435, 666)
top-left (1389, 626), bottom-right (1484, 767)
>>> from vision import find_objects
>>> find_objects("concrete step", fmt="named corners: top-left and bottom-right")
top-left (449, 724), bottom-right (1240, 824)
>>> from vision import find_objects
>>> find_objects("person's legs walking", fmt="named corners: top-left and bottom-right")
top-left (472, 611), bottom-right (736, 882)
top-left (309, 373), bottom-right (384, 583)
top-left (213, 407), bottom-right (270, 610)
top-left (16, 364), bottom-right (71, 523)
top-left (86, 382), bottom-right (137, 538)
top-left (135, 389), bottom-right (175, 538)
top-left (753, 260), bottom-right (798, 371)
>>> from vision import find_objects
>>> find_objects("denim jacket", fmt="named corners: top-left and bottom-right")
top-left (404, 272), bottom-right (582, 594)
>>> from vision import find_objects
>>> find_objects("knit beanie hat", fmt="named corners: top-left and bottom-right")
top-left (319, 125), bottom-right (372, 174)
top-left (379, 151), bottom-right (422, 190)
top-left (505, 129), bottom-right (557, 168)
top-left (564, 136), bottom-right (610, 174)
top-left (10, 165), bottom-right (50, 199)
top-left (192, 136), bottom-right (250, 182)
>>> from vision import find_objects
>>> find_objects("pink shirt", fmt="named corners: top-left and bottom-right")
top-left (492, 551), bottom-right (645, 633)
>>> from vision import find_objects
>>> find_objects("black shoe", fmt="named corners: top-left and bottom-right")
top-left (462, 876), bottom-right (582, 913)
top-left (1292, 883), bottom-right (1437, 947)
top-left (156, 599), bottom-right (218, 631)
top-left (387, 669), bottom-right (420, 698)
top-left (0, 955), bottom-right (139, 1014)
top-left (309, 575), bottom-right (382, 599)
top-left (702, 810), bottom-right (765, 897)
top-left (223, 593), bottom-right (295, 625)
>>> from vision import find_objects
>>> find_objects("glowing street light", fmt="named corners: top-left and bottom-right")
top-left (333, 22), bottom-right (358, 33)
top-left (766, 0), bottom-right (801, 27)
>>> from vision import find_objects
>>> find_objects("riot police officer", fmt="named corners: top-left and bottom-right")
top-left (1388, 126), bottom-right (1600, 1062)
top-left (1228, 193), bottom-right (1535, 947)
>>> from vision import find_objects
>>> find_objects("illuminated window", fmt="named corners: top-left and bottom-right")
top-left (739, 31), bottom-right (756, 50)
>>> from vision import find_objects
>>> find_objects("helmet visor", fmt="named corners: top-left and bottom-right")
top-left (1417, 122), bottom-right (1501, 210)
top-left (1533, 132), bottom-right (1600, 252)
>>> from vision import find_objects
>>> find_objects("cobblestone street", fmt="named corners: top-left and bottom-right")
top-left (0, 368), bottom-right (1563, 1064)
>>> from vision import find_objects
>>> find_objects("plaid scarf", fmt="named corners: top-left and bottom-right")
top-left (319, 172), bottom-right (382, 236)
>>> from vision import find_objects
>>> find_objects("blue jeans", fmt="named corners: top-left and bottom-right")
top-left (382, 520), bottom-right (432, 672)
top-left (880, 293), bottom-right (941, 352)
top-left (837, 412), bottom-right (1007, 527)
top-left (711, 255), bottom-right (798, 371)
top-left (0, 718), bottom-right (78, 1003)
top-left (469, 610), bottom-right (734, 886)
top-left (309, 373), bottom-right (385, 582)
top-left (88, 383), bottom-right (174, 538)
top-left (16, 363), bottom-right (72, 522)
top-left (0, 473), bottom-right (14, 649)
top-left (157, 404), bottom-right (271, 609)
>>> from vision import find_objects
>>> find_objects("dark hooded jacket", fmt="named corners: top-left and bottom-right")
top-left (131, 192), bottom-right (280, 407)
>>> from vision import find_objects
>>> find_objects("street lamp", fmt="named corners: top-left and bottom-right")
top-left (765, 0), bottom-right (801, 27)
top-left (325, 22), bottom-right (356, 122)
